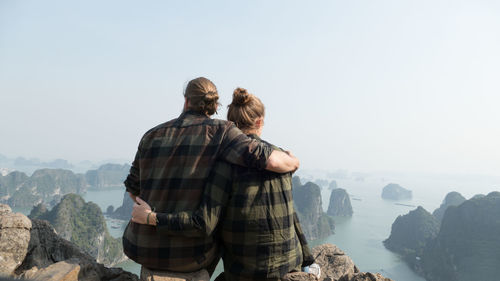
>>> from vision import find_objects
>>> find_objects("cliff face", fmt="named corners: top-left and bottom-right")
top-left (384, 206), bottom-right (440, 263)
top-left (381, 183), bottom-right (412, 200)
top-left (420, 192), bottom-right (500, 281)
top-left (292, 177), bottom-right (335, 240)
top-left (85, 163), bottom-right (130, 189)
top-left (0, 169), bottom-right (86, 208)
top-left (432, 191), bottom-right (466, 222)
top-left (28, 194), bottom-right (125, 267)
top-left (109, 191), bottom-right (134, 220)
top-left (0, 203), bottom-right (137, 280)
top-left (327, 188), bottom-right (353, 217)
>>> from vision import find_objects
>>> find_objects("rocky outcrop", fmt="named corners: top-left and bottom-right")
top-left (419, 192), bottom-right (500, 281)
top-left (85, 163), bottom-right (130, 189)
top-left (292, 178), bottom-right (335, 240)
top-left (0, 206), bottom-right (31, 274)
top-left (0, 204), bottom-right (137, 280)
top-left (327, 188), bottom-right (353, 217)
top-left (384, 206), bottom-right (439, 265)
top-left (432, 191), bottom-right (466, 222)
top-left (381, 183), bottom-right (412, 200)
top-left (109, 191), bottom-right (134, 220)
top-left (28, 194), bottom-right (125, 267)
top-left (282, 244), bottom-right (393, 281)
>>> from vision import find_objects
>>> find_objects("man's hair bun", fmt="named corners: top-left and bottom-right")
top-left (232, 88), bottom-right (251, 106)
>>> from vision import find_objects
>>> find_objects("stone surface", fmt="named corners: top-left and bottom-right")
top-left (282, 271), bottom-right (318, 281)
top-left (311, 244), bottom-right (358, 281)
top-left (338, 272), bottom-right (393, 281)
top-left (0, 204), bottom-right (11, 215)
top-left (30, 259), bottom-right (82, 281)
top-left (0, 209), bottom-right (32, 275)
top-left (141, 266), bottom-right (210, 281)
top-left (281, 244), bottom-right (393, 281)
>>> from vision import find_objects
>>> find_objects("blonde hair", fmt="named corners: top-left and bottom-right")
top-left (227, 87), bottom-right (265, 132)
top-left (184, 77), bottom-right (220, 116)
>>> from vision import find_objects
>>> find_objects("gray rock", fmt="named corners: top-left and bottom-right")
top-left (0, 211), bottom-right (32, 275)
top-left (338, 272), bottom-right (393, 281)
top-left (15, 219), bottom-right (137, 280)
top-left (312, 244), bottom-right (358, 280)
top-left (293, 181), bottom-right (335, 240)
top-left (327, 189), bottom-right (353, 217)
top-left (110, 191), bottom-right (134, 220)
top-left (0, 204), bottom-right (11, 215)
top-left (282, 244), bottom-right (393, 281)
top-left (0, 204), bottom-right (138, 281)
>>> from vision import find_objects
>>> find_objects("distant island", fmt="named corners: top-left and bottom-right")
top-left (0, 169), bottom-right (86, 208)
top-left (85, 163), bottom-right (130, 189)
top-left (0, 163), bottom-right (130, 209)
top-left (384, 206), bottom-right (439, 263)
top-left (292, 176), bottom-right (335, 240)
top-left (381, 183), bottom-right (412, 200)
top-left (327, 188), bottom-right (353, 217)
top-left (385, 191), bottom-right (500, 281)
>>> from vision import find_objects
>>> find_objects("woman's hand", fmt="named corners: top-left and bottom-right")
top-left (131, 197), bottom-right (156, 225)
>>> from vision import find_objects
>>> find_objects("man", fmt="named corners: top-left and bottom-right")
top-left (122, 77), bottom-right (299, 280)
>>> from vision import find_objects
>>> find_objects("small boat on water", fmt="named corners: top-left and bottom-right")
top-left (395, 203), bottom-right (416, 207)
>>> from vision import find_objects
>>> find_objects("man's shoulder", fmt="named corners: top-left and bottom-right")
top-left (142, 118), bottom-right (178, 137)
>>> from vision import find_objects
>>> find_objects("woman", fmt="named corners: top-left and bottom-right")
top-left (132, 88), bottom-right (316, 281)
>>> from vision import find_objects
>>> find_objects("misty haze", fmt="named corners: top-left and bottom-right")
top-left (1, 1), bottom-right (499, 281)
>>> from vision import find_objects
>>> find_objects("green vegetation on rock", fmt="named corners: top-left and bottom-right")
top-left (29, 193), bottom-right (125, 266)
top-left (384, 206), bottom-right (439, 264)
top-left (1, 169), bottom-right (86, 208)
top-left (420, 192), bottom-right (500, 281)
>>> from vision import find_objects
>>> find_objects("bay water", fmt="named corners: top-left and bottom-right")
top-left (62, 173), bottom-right (499, 280)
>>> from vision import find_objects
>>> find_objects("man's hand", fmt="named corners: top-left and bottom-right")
top-left (265, 150), bottom-right (300, 173)
top-left (131, 197), bottom-right (157, 225)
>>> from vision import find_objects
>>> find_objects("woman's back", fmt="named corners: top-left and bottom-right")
top-left (220, 135), bottom-right (303, 280)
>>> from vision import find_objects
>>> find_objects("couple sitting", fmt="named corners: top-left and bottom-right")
top-left (123, 77), bottom-right (319, 281)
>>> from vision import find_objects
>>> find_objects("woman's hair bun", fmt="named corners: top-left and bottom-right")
top-left (232, 87), bottom-right (251, 106)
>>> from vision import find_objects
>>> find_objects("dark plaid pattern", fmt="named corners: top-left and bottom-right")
top-left (122, 111), bottom-right (273, 272)
top-left (159, 135), bottom-right (314, 280)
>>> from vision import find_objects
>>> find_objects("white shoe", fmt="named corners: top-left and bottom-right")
top-left (308, 263), bottom-right (321, 279)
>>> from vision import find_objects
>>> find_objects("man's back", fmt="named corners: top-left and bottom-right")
top-left (123, 110), bottom-right (272, 271)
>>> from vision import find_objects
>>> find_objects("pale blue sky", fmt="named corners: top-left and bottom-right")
top-left (1, 0), bottom-right (499, 175)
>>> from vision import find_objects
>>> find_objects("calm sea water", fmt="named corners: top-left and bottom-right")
top-left (77, 174), bottom-right (500, 281)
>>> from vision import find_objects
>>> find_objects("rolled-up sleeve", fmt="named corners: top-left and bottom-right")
top-left (124, 144), bottom-right (142, 196)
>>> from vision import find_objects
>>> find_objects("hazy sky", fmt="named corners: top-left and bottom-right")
top-left (1, 0), bottom-right (499, 176)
